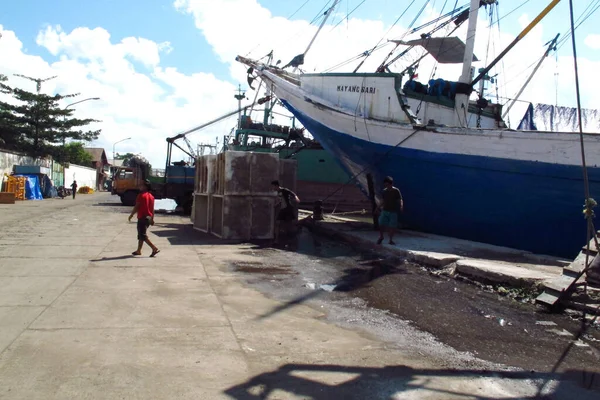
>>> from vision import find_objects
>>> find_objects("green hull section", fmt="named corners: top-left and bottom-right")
top-left (278, 148), bottom-right (349, 184)
top-left (228, 145), bottom-right (350, 184)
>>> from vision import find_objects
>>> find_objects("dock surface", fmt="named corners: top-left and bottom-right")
top-left (0, 193), bottom-right (598, 399)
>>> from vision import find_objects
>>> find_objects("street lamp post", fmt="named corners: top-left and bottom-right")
top-left (113, 137), bottom-right (132, 163)
top-left (62, 97), bottom-right (100, 146)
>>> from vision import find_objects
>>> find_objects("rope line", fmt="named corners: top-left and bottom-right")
top-left (330, 0), bottom-right (368, 31)
top-left (288, 0), bottom-right (312, 20)
top-left (316, 128), bottom-right (422, 204)
top-left (353, 0), bottom-right (418, 72)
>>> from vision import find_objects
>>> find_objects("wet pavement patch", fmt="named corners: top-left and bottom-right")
top-left (228, 230), bottom-right (600, 375)
top-left (231, 261), bottom-right (298, 275)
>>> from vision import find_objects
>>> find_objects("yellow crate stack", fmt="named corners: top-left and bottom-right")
top-left (6, 176), bottom-right (26, 200)
top-left (78, 186), bottom-right (94, 194)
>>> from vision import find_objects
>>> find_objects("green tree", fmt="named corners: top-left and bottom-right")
top-left (62, 142), bottom-right (93, 165)
top-left (115, 152), bottom-right (136, 165)
top-left (0, 75), bottom-right (101, 162)
top-left (0, 74), bottom-right (19, 149)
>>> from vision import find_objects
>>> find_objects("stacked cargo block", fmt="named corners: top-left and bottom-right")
top-left (192, 151), bottom-right (297, 240)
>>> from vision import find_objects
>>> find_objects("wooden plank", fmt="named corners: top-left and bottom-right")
top-left (0, 192), bottom-right (16, 204)
top-left (543, 276), bottom-right (577, 293)
top-left (536, 292), bottom-right (560, 307)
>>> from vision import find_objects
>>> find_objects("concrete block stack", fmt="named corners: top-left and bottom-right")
top-left (192, 151), bottom-right (297, 240)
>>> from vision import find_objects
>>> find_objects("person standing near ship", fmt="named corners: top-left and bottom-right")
top-left (377, 176), bottom-right (403, 245)
top-left (272, 180), bottom-right (300, 244)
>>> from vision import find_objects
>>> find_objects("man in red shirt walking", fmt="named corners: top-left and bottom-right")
top-left (128, 180), bottom-right (160, 257)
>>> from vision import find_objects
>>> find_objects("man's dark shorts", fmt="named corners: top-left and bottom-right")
top-left (277, 206), bottom-right (295, 222)
top-left (137, 217), bottom-right (150, 240)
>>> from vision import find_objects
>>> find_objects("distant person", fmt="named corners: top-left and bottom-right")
top-left (128, 180), bottom-right (160, 257)
top-left (71, 180), bottom-right (78, 199)
top-left (272, 180), bottom-right (300, 244)
top-left (377, 176), bottom-right (403, 245)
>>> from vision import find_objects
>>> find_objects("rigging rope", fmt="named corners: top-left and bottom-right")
top-left (244, 0), bottom-right (335, 59)
top-left (488, 0), bottom-right (532, 28)
top-left (288, 0), bottom-right (312, 20)
top-left (495, 2), bottom-right (508, 117)
top-left (311, 0), bottom-right (335, 24)
top-left (375, 0), bottom-right (433, 72)
top-left (353, 0), bottom-right (418, 72)
top-left (495, 0), bottom-right (600, 103)
top-left (381, 0), bottom-right (462, 72)
top-left (555, 0), bottom-right (600, 51)
top-left (535, 2), bottom-right (599, 395)
top-left (330, 0), bottom-right (368, 31)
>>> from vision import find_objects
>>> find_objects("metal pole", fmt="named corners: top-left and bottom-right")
top-left (112, 137), bottom-right (131, 163)
top-left (501, 34), bottom-right (559, 120)
top-left (459, 0), bottom-right (481, 83)
top-left (303, 0), bottom-right (340, 57)
top-left (472, 0), bottom-right (561, 87)
top-left (62, 97), bottom-right (100, 147)
top-left (454, 0), bottom-right (481, 127)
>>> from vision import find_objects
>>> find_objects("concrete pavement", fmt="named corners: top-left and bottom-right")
top-left (0, 193), bottom-right (596, 399)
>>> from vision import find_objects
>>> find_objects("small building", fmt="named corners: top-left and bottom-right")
top-left (84, 148), bottom-right (109, 190)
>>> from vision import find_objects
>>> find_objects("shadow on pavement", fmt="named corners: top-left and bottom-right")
top-left (255, 257), bottom-right (405, 321)
top-left (90, 255), bottom-right (133, 262)
top-left (224, 363), bottom-right (599, 400)
top-left (243, 227), bottom-right (363, 260)
top-left (151, 222), bottom-right (267, 247)
top-left (92, 202), bottom-right (126, 207)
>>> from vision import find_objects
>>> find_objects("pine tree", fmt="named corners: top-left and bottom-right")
top-left (0, 74), bottom-right (101, 162)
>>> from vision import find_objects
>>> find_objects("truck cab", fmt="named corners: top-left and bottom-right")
top-left (111, 166), bottom-right (143, 206)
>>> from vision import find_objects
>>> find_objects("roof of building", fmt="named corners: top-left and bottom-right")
top-left (84, 148), bottom-right (108, 164)
top-left (108, 159), bottom-right (124, 167)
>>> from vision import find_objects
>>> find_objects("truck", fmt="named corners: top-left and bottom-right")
top-left (111, 155), bottom-right (195, 213)
top-left (111, 95), bottom-right (271, 213)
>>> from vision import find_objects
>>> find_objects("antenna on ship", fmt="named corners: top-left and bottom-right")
top-left (234, 84), bottom-right (247, 129)
top-left (283, 0), bottom-right (341, 70)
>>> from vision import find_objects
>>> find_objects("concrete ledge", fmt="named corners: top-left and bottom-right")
top-left (302, 214), bottom-right (564, 289)
top-left (454, 260), bottom-right (558, 288)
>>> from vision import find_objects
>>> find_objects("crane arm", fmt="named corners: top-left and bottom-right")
top-left (166, 96), bottom-right (270, 144)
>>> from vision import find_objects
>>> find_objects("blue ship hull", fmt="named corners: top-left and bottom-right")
top-left (282, 100), bottom-right (600, 259)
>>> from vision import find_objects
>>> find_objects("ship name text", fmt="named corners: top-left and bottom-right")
top-left (336, 85), bottom-right (377, 94)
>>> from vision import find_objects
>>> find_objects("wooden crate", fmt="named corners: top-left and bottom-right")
top-left (0, 192), bottom-right (16, 204)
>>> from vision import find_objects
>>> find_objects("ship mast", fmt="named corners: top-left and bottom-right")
top-left (453, 0), bottom-right (483, 128)
top-left (283, 0), bottom-right (341, 69)
top-left (234, 84), bottom-right (246, 129)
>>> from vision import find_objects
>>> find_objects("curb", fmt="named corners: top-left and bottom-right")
top-left (303, 217), bottom-right (556, 290)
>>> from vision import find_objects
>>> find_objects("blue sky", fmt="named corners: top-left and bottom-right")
top-left (5, 0), bottom-right (597, 77)
top-left (1, 0), bottom-right (599, 166)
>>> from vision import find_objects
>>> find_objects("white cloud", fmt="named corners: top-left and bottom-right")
top-left (0, 24), bottom-right (237, 167)
top-left (584, 34), bottom-right (600, 50)
top-left (1, 1), bottom-right (598, 172)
